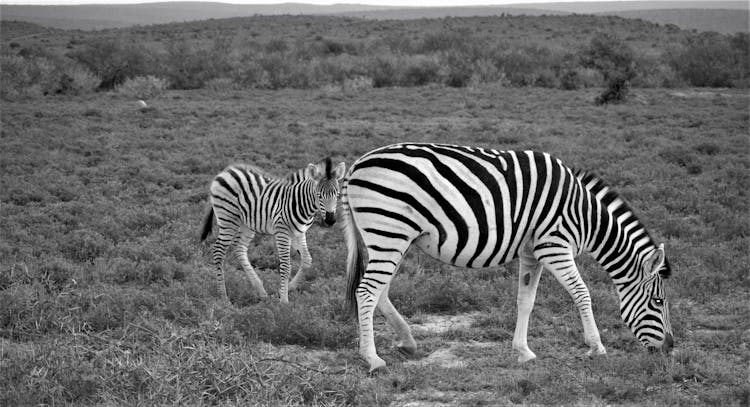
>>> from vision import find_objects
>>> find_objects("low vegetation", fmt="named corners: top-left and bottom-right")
top-left (1, 82), bottom-right (747, 404)
top-left (1, 14), bottom-right (748, 101)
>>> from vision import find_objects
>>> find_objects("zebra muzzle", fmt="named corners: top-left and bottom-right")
top-left (322, 211), bottom-right (336, 227)
top-left (648, 333), bottom-right (674, 353)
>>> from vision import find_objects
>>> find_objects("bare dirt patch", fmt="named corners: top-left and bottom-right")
top-left (670, 90), bottom-right (739, 98)
top-left (410, 312), bottom-right (481, 335)
top-left (405, 313), bottom-right (502, 369)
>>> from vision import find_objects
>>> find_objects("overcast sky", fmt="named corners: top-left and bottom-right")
top-left (0, 0), bottom-right (670, 5)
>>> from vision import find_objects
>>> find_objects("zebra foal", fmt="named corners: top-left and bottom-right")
top-left (340, 143), bottom-right (673, 372)
top-left (201, 158), bottom-right (345, 303)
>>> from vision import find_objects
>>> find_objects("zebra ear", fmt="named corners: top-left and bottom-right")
top-left (305, 163), bottom-right (323, 180)
top-left (333, 162), bottom-right (346, 181)
top-left (646, 244), bottom-right (666, 277)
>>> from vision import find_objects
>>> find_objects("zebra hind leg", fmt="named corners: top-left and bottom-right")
top-left (274, 230), bottom-right (293, 303)
top-left (211, 227), bottom-right (236, 304)
top-left (234, 226), bottom-right (269, 299)
top-left (356, 243), bottom-right (412, 373)
top-left (377, 284), bottom-right (417, 357)
top-left (512, 249), bottom-right (544, 363)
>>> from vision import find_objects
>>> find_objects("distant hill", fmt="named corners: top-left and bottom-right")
top-left (0, 20), bottom-right (52, 40)
top-left (506, 1), bottom-right (746, 13)
top-left (339, 5), bottom-right (749, 34)
top-left (0, 1), bottom-right (747, 33)
top-left (0, 2), bottom-right (397, 30)
top-left (598, 9), bottom-right (750, 34)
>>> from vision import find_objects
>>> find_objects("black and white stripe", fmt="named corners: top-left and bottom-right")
top-left (340, 143), bottom-right (673, 372)
top-left (201, 158), bottom-right (345, 303)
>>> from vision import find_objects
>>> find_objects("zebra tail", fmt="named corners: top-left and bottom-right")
top-left (200, 206), bottom-right (214, 241)
top-left (340, 187), bottom-right (367, 318)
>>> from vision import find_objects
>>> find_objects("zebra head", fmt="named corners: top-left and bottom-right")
top-left (621, 243), bottom-right (674, 352)
top-left (305, 157), bottom-right (346, 227)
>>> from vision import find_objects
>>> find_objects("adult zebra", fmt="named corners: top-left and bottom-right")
top-left (340, 143), bottom-right (673, 372)
top-left (201, 158), bottom-right (346, 303)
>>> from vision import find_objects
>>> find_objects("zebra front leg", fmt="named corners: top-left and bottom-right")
top-left (234, 227), bottom-right (269, 299)
top-left (274, 231), bottom-right (293, 303)
top-left (512, 250), bottom-right (544, 363)
top-left (377, 284), bottom-right (417, 357)
top-left (288, 232), bottom-right (312, 292)
top-left (537, 251), bottom-right (606, 357)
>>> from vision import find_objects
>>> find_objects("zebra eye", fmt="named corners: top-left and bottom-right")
top-left (652, 298), bottom-right (664, 306)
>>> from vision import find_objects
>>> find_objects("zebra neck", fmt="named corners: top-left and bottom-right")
top-left (584, 198), bottom-right (653, 284)
top-left (290, 178), bottom-right (319, 221)
top-left (284, 168), bottom-right (308, 183)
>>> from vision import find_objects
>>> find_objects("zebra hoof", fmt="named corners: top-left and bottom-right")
top-left (365, 355), bottom-right (388, 374)
top-left (368, 364), bottom-right (390, 376)
top-left (517, 352), bottom-right (537, 363)
top-left (397, 345), bottom-right (418, 358)
top-left (585, 347), bottom-right (607, 358)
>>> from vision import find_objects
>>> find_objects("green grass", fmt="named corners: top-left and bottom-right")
top-left (1, 85), bottom-right (748, 405)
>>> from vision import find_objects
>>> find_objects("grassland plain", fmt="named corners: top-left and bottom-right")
top-left (1, 84), bottom-right (748, 406)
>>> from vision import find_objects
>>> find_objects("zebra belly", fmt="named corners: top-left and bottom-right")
top-left (412, 227), bottom-right (521, 268)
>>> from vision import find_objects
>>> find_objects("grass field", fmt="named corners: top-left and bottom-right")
top-left (1, 84), bottom-right (748, 405)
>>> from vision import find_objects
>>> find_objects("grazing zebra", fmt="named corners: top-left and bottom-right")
top-left (201, 158), bottom-right (346, 303)
top-left (340, 143), bottom-right (673, 372)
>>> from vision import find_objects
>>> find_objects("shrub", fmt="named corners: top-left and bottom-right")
top-left (265, 38), bottom-right (288, 54)
top-left (471, 58), bottom-right (506, 85)
top-left (342, 75), bottom-right (373, 93)
top-left (581, 33), bottom-right (636, 78)
top-left (495, 47), bottom-right (537, 86)
top-left (205, 77), bottom-right (239, 91)
top-left (32, 57), bottom-right (62, 95)
top-left (232, 58), bottom-right (269, 88)
top-left (667, 32), bottom-right (747, 87)
top-left (595, 72), bottom-right (632, 105)
top-left (0, 54), bottom-right (33, 99)
top-left (163, 37), bottom-right (233, 89)
top-left (65, 64), bottom-right (101, 94)
top-left (256, 53), bottom-right (294, 89)
top-left (115, 75), bottom-right (168, 99)
top-left (559, 69), bottom-right (582, 90)
top-left (315, 38), bottom-right (358, 56)
top-left (580, 34), bottom-right (637, 103)
top-left (402, 55), bottom-right (442, 86)
top-left (493, 45), bottom-right (562, 87)
top-left (0, 54), bottom-right (83, 98)
top-left (69, 38), bottom-right (155, 89)
top-left (420, 29), bottom-right (473, 53)
top-left (381, 33), bottom-right (414, 54)
top-left (441, 51), bottom-right (474, 88)
top-left (369, 55), bottom-right (400, 88)
top-left (634, 59), bottom-right (683, 88)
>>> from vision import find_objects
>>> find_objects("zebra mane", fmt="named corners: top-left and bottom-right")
top-left (229, 163), bottom-right (277, 181)
top-left (282, 167), bottom-right (307, 183)
top-left (280, 158), bottom-right (332, 183)
top-left (573, 169), bottom-right (671, 278)
top-left (324, 157), bottom-right (333, 180)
